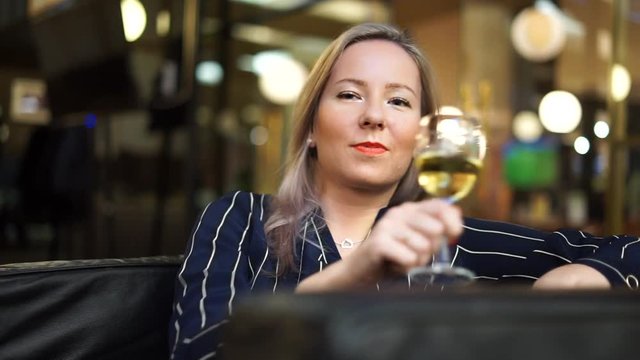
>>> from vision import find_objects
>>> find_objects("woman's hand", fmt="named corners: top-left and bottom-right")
top-left (349, 199), bottom-right (463, 278)
top-left (533, 264), bottom-right (611, 290)
top-left (295, 199), bottom-right (463, 293)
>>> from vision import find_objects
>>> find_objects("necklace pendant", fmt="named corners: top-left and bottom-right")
top-left (341, 238), bottom-right (354, 249)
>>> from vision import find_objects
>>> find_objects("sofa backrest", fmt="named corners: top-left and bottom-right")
top-left (0, 256), bottom-right (181, 360)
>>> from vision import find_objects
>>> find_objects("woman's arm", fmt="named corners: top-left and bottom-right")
top-left (460, 218), bottom-right (639, 290)
top-left (533, 263), bottom-right (610, 289)
top-left (169, 191), bottom-right (261, 359)
top-left (533, 230), bottom-right (640, 290)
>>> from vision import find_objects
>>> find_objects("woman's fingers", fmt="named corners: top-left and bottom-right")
top-left (413, 199), bottom-right (463, 239)
top-left (386, 199), bottom-right (462, 243)
top-left (383, 241), bottom-right (423, 269)
top-left (366, 199), bottom-right (463, 273)
top-left (387, 225), bottom-right (433, 255)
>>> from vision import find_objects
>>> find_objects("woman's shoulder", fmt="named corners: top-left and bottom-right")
top-left (203, 190), bottom-right (272, 219)
top-left (214, 190), bottom-right (271, 204)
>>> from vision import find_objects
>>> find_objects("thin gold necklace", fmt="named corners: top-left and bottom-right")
top-left (336, 228), bottom-right (372, 249)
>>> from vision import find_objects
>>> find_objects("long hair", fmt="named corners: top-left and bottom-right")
top-left (264, 23), bottom-right (439, 274)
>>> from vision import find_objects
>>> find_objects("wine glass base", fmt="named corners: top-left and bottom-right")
top-left (408, 264), bottom-right (475, 286)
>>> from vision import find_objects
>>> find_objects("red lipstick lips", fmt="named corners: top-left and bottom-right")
top-left (352, 142), bottom-right (388, 155)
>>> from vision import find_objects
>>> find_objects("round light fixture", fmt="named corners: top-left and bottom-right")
top-left (574, 136), bottom-right (590, 155)
top-left (538, 90), bottom-right (582, 133)
top-left (611, 63), bottom-right (632, 102)
top-left (257, 53), bottom-right (308, 105)
top-left (510, 5), bottom-right (567, 62)
top-left (593, 120), bottom-right (610, 139)
top-left (196, 61), bottom-right (223, 86)
top-left (513, 110), bottom-right (543, 143)
top-left (121, 0), bottom-right (147, 42)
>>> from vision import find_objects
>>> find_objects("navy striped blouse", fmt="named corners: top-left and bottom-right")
top-left (168, 190), bottom-right (640, 359)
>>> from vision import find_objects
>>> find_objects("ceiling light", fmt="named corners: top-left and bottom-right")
top-left (256, 53), bottom-right (308, 105)
top-left (594, 120), bottom-right (610, 139)
top-left (574, 136), bottom-right (590, 155)
top-left (538, 90), bottom-right (582, 133)
top-left (510, 1), bottom-right (567, 62)
top-left (233, 23), bottom-right (293, 47)
top-left (121, 0), bottom-right (147, 42)
top-left (310, 0), bottom-right (389, 23)
top-left (611, 63), bottom-right (631, 102)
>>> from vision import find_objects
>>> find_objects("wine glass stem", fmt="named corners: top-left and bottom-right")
top-left (434, 235), bottom-right (451, 265)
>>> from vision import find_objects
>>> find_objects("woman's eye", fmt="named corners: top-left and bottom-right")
top-left (389, 97), bottom-right (411, 107)
top-left (337, 92), bottom-right (360, 100)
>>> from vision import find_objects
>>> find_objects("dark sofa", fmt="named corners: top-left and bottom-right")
top-left (0, 256), bottom-right (182, 360)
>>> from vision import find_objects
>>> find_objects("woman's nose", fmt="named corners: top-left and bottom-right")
top-left (359, 102), bottom-right (385, 130)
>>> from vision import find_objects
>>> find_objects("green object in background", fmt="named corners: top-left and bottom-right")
top-left (503, 139), bottom-right (559, 189)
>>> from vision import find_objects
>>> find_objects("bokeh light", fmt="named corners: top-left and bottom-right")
top-left (513, 110), bottom-right (543, 143)
top-left (574, 136), bottom-right (590, 155)
top-left (255, 52), bottom-right (308, 105)
top-left (121, 0), bottom-right (147, 42)
top-left (250, 126), bottom-right (269, 145)
top-left (437, 106), bottom-right (464, 116)
top-left (594, 120), bottom-right (610, 139)
top-left (539, 90), bottom-right (582, 134)
top-left (611, 63), bottom-right (631, 102)
top-left (510, 3), bottom-right (567, 62)
top-left (196, 61), bottom-right (224, 86)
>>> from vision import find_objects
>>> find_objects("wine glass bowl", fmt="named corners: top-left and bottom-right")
top-left (410, 113), bottom-right (486, 286)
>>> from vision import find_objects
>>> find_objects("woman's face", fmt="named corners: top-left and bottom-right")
top-left (312, 39), bottom-right (422, 193)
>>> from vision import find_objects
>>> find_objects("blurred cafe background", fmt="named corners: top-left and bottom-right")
top-left (0, 0), bottom-right (638, 263)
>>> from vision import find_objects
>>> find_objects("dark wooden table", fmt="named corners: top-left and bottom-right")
top-left (224, 288), bottom-right (640, 360)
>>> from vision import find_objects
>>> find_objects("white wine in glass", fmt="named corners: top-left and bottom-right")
top-left (409, 114), bottom-right (486, 286)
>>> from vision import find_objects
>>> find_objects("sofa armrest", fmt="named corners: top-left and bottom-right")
top-left (0, 256), bottom-right (181, 360)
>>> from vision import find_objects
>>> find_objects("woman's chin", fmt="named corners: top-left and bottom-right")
top-left (348, 175), bottom-right (401, 194)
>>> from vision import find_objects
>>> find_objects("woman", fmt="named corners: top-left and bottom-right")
top-left (169, 23), bottom-right (639, 359)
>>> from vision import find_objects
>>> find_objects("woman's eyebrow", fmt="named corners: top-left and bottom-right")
top-left (386, 83), bottom-right (417, 97)
top-left (335, 78), bottom-right (417, 97)
top-left (335, 78), bottom-right (366, 87)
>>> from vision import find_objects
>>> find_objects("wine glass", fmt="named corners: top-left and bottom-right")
top-left (409, 113), bottom-right (486, 286)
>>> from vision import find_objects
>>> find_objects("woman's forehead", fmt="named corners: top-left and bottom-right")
top-left (329, 39), bottom-right (421, 91)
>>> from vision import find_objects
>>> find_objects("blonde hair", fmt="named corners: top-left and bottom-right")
top-left (264, 23), bottom-right (438, 273)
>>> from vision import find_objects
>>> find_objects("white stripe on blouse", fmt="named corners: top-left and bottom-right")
top-left (457, 245), bottom-right (527, 259)
top-left (533, 249), bottom-right (572, 263)
top-left (200, 191), bottom-right (240, 328)
top-left (297, 221), bottom-right (308, 284)
top-left (502, 274), bottom-right (539, 280)
top-left (183, 320), bottom-right (229, 344)
top-left (178, 202), bottom-right (213, 299)
top-left (228, 193), bottom-right (253, 316)
top-left (463, 225), bottom-right (545, 242)
top-left (621, 238), bottom-right (640, 259)
top-left (311, 218), bottom-right (328, 265)
top-left (251, 247), bottom-right (269, 290)
top-left (553, 231), bottom-right (599, 249)
top-left (171, 202), bottom-right (213, 358)
top-left (273, 259), bottom-right (280, 293)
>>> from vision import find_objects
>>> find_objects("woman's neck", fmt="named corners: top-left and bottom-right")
top-left (319, 185), bottom-right (391, 222)
top-left (317, 184), bottom-right (395, 254)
